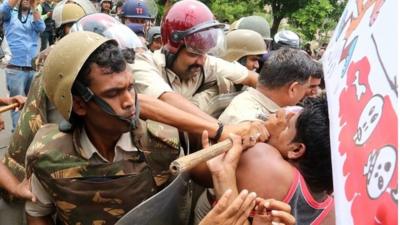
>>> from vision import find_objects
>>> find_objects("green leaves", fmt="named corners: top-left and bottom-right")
top-left (210, 0), bottom-right (265, 23)
top-left (289, 0), bottom-right (347, 43)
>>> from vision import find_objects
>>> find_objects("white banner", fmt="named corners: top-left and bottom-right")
top-left (322, 0), bottom-right (398, 224)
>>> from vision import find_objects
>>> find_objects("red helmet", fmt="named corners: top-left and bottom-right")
top-left (161, 0), bottom-right (225, 55)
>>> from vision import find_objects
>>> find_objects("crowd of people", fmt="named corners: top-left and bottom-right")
top-left (0, 0), bottom-right (331, 224)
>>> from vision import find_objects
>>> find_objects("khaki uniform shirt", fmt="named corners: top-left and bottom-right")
top-left (218, 87), bottom-right (280, 124)
top-left (130, 50), bottom-right (249, 110)
top-left (25, 129), bottom-right (138, 217)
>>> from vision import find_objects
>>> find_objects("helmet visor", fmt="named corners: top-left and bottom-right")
top-left (184, 28), bottom-right (226, 55)
top-left (70, 13), bottom-right (144, 50)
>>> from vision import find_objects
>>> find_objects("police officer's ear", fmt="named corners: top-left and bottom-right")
top-left (287, 81), bottom-right (302, 99)
top-left (287, 142), bottom-right (305, 159)
top-left (72, 95), bottom-right (87, 116)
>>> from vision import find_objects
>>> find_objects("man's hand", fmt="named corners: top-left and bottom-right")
top-left (253, 198), bottom-right (296, 225)
top-left (30, 0), bottom-right (39, 9)
top-left (13, 178), bottom-right (36, 202)
top-left (222, 121), bottom-right (270, 147)
top-left (4, 95), bottom-right (27, 111)
top-left (204, 131), bottom-right (243, 177)
top-left (264, 110), bottom-right (294, 147)
top-left (199, 189), bottom-right (257, 225)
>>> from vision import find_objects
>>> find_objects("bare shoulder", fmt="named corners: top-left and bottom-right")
top-left (237, 143), bottom-right (294, 200)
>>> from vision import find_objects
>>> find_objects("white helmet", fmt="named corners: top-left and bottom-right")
top-left (273, 30), bottom-right (300, 49)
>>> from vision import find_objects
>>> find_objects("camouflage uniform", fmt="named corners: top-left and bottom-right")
top-left (23, 31), bottom-right (189, 225)
top-left (26, 119), bottom-right (180, 224)
top-left (3, 74), bottom-right (48, 183)
top-left (2, 0), bottom-right (92, 186)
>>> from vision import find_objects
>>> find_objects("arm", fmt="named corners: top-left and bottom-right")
top-left (199, 189), bottom-right (256, 225)
top-left (240, 71), bottom-right (259, 88)
top-left (236, 143), bottom-right (293, 201)
top-left (25, 174), bottom-right (55, 225)
top-left (31, 0), bottom-right (45, 32)
top-left (0, 0), bottom-right (17, 21)
top-left (4, 0), bottom-right (19, 8)
top-left (36, 4), bottom-right (48, 21)
top-left (159, 91), bottom-right (217, 123)
top-left (27, 215), bottom-right (54, 225)
top-left (211, 56), bottom-right (258, 88)
top-left (0, 162), bottom-right (35, 201)
top-left (139, 93), bottom-right (220, 136)
top-left (0, 95), bottom-right (26, 108)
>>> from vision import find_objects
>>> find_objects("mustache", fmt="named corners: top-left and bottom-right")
top-left (188, 64), bottom-right (202, 70)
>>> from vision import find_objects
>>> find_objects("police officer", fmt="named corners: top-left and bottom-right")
top-left (230, 15), bottom-right (272, 72)
top-left (146, 26), bottom-right (161, 52)
top-left (131, 0), bottom-right (259, 114)
top-left (271, 30), bottom-right (301, 50)
top-left (222, 29), bottom-right (268, 72)
top-left (120, 0), bottom-right (157, 36)
top-left (25, 31), bottom-right (182, 224)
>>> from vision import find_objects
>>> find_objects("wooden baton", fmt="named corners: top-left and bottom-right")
top-left (170, 138), bottom-right (233, 175)
top-left (0, 103), bottom-right (19, 114)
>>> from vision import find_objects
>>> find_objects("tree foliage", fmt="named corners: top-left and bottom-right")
top-left (264, 0), bottom-right (309, 35)
top-left (157, 0), bottom-right (265, 24)
top-left (289, 0), bottom-right (347, 43)
top-left (156, 0), bottom-right (346, 46)
top-left (209, 0), bottom-right (264, 23)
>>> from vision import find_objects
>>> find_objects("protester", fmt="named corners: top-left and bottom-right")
top-left (196, 96), bottom-right (333, 225)
top-left (235, 95), bottom-right (335, 224)
top-left (200, 133), bottom-right (296, 225)
top-left (0, 0), bottom-right (45, 128)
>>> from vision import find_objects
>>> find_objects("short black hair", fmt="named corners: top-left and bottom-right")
top-left (73, 41), bottom-right (127, 89)
top-left (310, 60), bottom-right (323, 79)
top-left (293, 94), bottom-right (333, 194)
top-left (69, 41), bottom-right (127, 125)
top-left (259, 47), bottom-right (313, 89)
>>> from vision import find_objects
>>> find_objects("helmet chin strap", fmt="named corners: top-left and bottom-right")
top-left (74, 81), bottom-right (141, 130)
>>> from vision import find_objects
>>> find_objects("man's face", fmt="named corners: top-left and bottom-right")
top-left (173, 47), bottom-right (206, 81)
top-left (125, 18), bottom-right (146, 25)
top-left (267, 110), bottom-right (301, 158)
top-left (305, 77), bottom-right (321, 97)
top-left (245, 55), bottom-right (260, 71)
top-left (290, 77), bottom-right (311, 105)
top-left (101, 2), bottom-right (111, 10)
top-left (21, 0), bottom-right (30, 10)
top-left (77, 63), bottom-right (136, 134)
top-left (149, 37), bottom-right (162, 52)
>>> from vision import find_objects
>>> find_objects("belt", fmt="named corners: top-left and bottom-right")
top-left (6, 64), bottom-right (34, 71)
